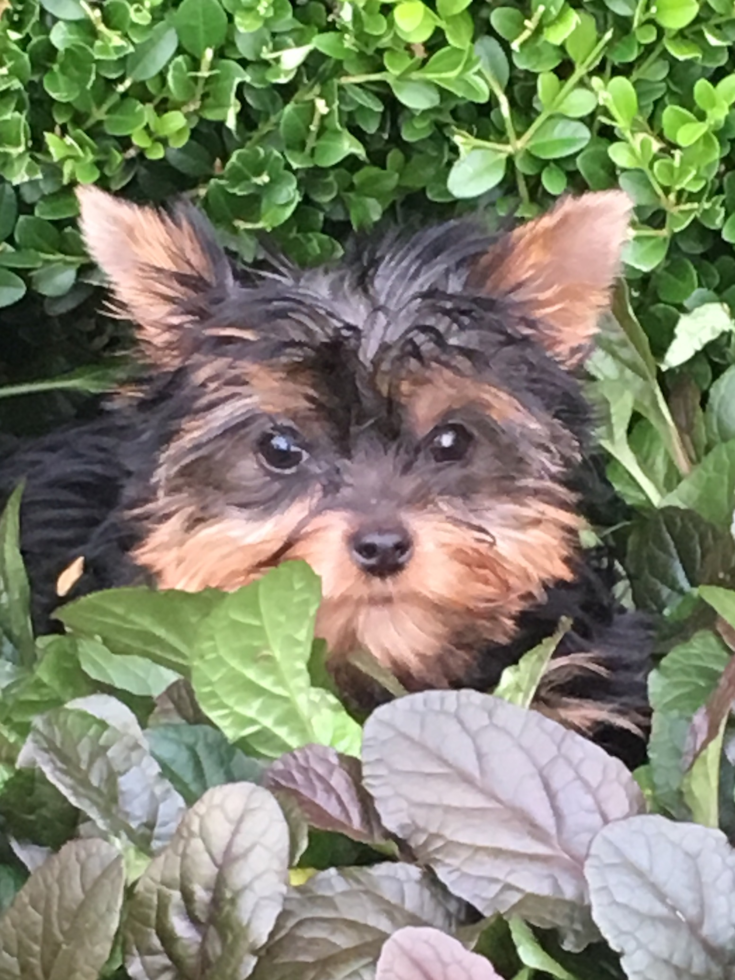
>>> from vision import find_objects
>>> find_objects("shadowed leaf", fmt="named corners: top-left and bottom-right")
top-left (0, 839), bottom-right (124, 980)
top-left (252, 864), bottom-right (466, 980)
top-left (124, 782), bottom-right (290, 980)
top-left (17, 694), bottom-right (186, 852)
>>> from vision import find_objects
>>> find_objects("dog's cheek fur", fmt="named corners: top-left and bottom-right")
top-left (284, 499), bottom-right (582, 687)
top-left (130, 501), bottom-right (314, 591)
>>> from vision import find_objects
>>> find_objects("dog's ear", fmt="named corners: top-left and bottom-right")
top-left (472, 191), bottom-right (632, 367)
top-left (76, 186), bottom-right (233, 365)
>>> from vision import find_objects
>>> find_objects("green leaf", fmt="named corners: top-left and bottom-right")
top-left (527, 117), bottom-right (590, 159)
top-left (145, 724), bottom-right (265, 805)
top-left (31, 263), bottom-right (76, 297)
top-left (662, 302), bottom-right (734, 369)
top-left (39, 0), bottom-right (86, 19)
top-left (0, 269), bottom-right (26, 308)
top-left (77, 638), bottom-right (181, 697)
top-left (0, 840), bottom-right (124, 980)
top-left (0, 184), bottom-right (17, 243)
top-left (126, 23), bottom-right (178, 82)
top-left (626, 509), bottom-right (735, 615)
top-left (17, 695), bottom-right (186, 852)
top-left (191, 562), bottom-right (362, 758)
top-left (447, 148), bottom-right (506, 198)
top-left (494, 619), bottom-right (570, 707)
top-left (706, 364), bottom-right (735, 445)
top-left (662, 440), bottom-right (735, 526)
top-left (586, 816), bottom-right (735, 980)
top-left (654, 0), bottom-right (699, 29)
top-left (103, 98), bottom-right (147, 136)
top-left (394, 0), bottom-right (426, 32)
top-left (56, 587), bottom-right (223, 672)
top-left (0, 487), bottom-right (34, 667)
top-left (175, 0), bottom-right (228, 57)
top-left (388, 78), bottom-right (441, 110)
top-left (699, 585), bottom-right (735, 630)
top-left (607, 76), bottom-right (638, 126)
top-left (124, 783), bottom-right (289, 980)
top-left (508, 918), bottom-right (579, 980)
top-left (624, 235), bottom-right (669, 272)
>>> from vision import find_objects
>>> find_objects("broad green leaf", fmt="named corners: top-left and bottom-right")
top-left (626, 509), bottom-right (735, 615)
top-left (145, 723), bottom-right (265, 805)
top-left (586, 816), bottom-right (735, 979)
top-left (0, 486), bottom-right (34, 667)
top-left (56, 587), bottom-right (223, 672)
top-left (526, 118), bottom-right (590, 159)
top-left (125, 783), bottom-right (289, 980)
top-left (0, 839), bottom-right (124, 980)
top-left (77, 638), bottom-right (182, 697)
top-left (362, 691), bottom-right (642, 947)
top-left (447, 148), bottom-right (506, 198)
top-left (662, 302), bottom-right (734, 370)
top-left (700, 585), bottom-right (735, 629)
top-left (376, 927), bottom-right (503, 979)
top-left (647, 630), bottom-right (730, 815)
top-left (175, 0), bottom-right (228, 57)
top-left (251, 865), bottom-right (465, 980)
top-left (661, 440), bottom-right (735, 526)
top-left (17, 695), bottom-right (186, 852)
top-left (191, 562), bottom-right (361, 758)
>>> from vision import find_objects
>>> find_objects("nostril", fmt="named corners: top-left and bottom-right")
top-left (350, 527), bottom-right (413, 577)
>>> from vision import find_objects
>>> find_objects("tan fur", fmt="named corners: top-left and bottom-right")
top-left (472, 191), bottom-right (632, 366)
top-left (399, 365), bottom-right (534, 435)
top-left (133, 490), bottom-right (582, 687)
top-left (76, 186), bottom-right (228, 363)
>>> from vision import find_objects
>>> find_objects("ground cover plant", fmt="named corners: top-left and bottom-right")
top-left (3, 0), bottom-right (735, 976)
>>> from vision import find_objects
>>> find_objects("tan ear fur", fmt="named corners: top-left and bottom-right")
top-left (76, 186), bottom-right (231, 363)
top-left (472, 191), bottom-right (633, 366)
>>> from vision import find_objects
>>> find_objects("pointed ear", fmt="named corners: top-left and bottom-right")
top-left (471, 191), bottom-right (632, 367)
top-left (76, 186), bottom-right (233, 365)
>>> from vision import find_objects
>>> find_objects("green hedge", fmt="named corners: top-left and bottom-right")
top-left (1, 0), bottom-right (735, 325)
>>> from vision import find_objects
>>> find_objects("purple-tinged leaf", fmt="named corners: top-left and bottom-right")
top-left (376, 927), bottom-right (503, 980)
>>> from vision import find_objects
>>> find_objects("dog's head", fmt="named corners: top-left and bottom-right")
top-left (78, 187), bottom-right (631, 687)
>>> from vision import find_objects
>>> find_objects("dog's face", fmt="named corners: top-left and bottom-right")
top-left (77, 188), bottom-right (631, 688)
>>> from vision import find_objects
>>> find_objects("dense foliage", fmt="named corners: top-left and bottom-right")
top-left (3, 0), bottom-right (735, 977)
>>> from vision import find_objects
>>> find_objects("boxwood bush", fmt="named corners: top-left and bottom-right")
top-left (3, 0), bottom-right (735, 978)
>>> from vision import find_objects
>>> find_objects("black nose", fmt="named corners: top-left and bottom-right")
top-left (350, 526), bottom-right (413, 577)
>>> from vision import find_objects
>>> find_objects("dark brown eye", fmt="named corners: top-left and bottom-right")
top-left (428, 423), bottom-right (474, 463)
top-left (257, 428), bottom-right (306, 472)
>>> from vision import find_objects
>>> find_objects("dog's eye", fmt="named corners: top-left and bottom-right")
top-left (428, 423), bottom-right (474, 463)
top-left (257, 428), bottom-right (306, 473)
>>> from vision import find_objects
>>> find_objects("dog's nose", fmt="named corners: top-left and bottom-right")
top-left (350, 526), bottom-right (413, 577)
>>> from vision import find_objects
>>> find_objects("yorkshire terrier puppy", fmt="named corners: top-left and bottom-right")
top-left (2, 187), bottom-right (651, 765)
